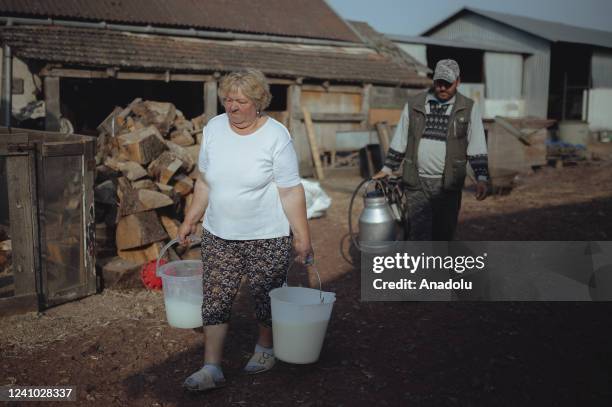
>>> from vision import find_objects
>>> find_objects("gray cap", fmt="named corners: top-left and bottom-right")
top-left (433, 59), bottom-right (460, 83)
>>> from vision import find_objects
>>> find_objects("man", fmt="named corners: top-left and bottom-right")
top-left (373, 59), bottom-right (489, 240)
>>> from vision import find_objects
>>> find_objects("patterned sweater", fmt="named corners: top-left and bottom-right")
top-left (382, 93), bottom-right (489, 182)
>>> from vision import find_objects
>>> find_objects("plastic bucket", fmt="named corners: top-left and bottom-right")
top-left (156, 236), bottom-right (203, 329)
top-left (269, 266), bottom-right (336, 364)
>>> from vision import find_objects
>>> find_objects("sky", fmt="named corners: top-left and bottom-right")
top-left (326, 0), bottom-right (612, 36)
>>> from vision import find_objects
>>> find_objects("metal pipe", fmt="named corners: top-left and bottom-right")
top-left (1, 44), bottom-right (12, 127)
top-left (0, 16), bottom-right (363, 48)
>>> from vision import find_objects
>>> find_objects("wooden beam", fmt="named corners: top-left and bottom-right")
top-left (301, 84), bottom-right (363, 94)
top-left (204, 80), bottom-right (218, 124)
top-left (267, 78), bottom-right (295, 85)
top-left (44, 76), bottom-right (61, 131)
top-left (301, 107), bottom-right (325, 180)
top-left (40, 67), bottom-right (214, 82)
top-left (296, 112), bottom-right (366, 122)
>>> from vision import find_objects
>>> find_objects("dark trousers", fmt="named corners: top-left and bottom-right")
top-left (404, 176), bottom-right (462, 241)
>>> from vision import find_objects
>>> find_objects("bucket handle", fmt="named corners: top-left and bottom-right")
top-left (364, 179), bottom-right (388, 199)
top-left (284, 257), bottom-right (324, 304)
top-left (156, 235), bottom-right (201, 277)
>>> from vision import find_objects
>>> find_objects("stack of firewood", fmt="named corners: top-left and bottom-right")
top-left (94, 99), bottom-right (206, 287)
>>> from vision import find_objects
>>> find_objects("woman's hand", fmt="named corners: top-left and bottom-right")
top-left (177, 221), bottom-right (197, 245)
top-left (293, 235), bottom-right (314, 265)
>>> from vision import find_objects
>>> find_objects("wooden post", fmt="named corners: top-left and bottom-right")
top-left (289, 83), bottom-right (313, 176)
top-left (204, 80), bottom-right (218, 124)
top-left (361, 83), bottom-right (372, 128)
top-left (302, 107), bottom-right (325, 180)
top-left (44, 76), bottom-right (61, 131)
top-left (375, 122), bottom-right (391, 156)
top-left (288, 83), bottom-right (302, 134)
top-left (6, 152), bottom-right (38, 298)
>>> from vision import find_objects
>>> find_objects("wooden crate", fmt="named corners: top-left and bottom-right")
top-left (0, 127), bottom-right (97, 316)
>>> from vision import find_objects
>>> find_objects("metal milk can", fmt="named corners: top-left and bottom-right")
top-left (358, 181), bottom-right (398, 253)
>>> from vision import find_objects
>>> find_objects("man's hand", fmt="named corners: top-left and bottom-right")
top-left (475, 181), bottom-right (488, 201)
top-left (372, 170), bottom-right (389, 180)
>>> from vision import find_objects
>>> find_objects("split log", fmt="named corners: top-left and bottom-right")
top-left (116, 98), bottom-right (143, 126)
top-left (0, 240), bottom-right (12, 251)
top-left (116, 211), bottom-right (168, 250)
top-left (97, 106), bottom-right (123, 135)
top-left (173, 174), bottom-right (194, 197)
top-left (118, 241), bottom-right (164, 264)
top-left (185, 145), bottom-right (201, 167)
top-left (120, 189), bottom-right (174, 216)
top-left (191, 113), bottom-right (206, 132)
top-left (169, 129), bottom-right (195, 146)
top-left (125, 116), bottom-right (145, 133)
top-left (131, 179), bottom-right (158, 191)
top-left (156, 182), bottom-right (174, 196)
top-left (161, 216), bottom-right (180, 240)
top-left (155, 184), bottom-right (182, 209)
top-left (133, 101), bottom-right (176, 135)
top-left (118, 125), bottom-right (167, 165)
top-left (173, 117), bottom-right (195, 133)
top-left (165, 141), bottom-right (195, 172)
top-left (148, 151), bottom-right (184, 184)
top-left (119, 161), bottom-right (148, 182)
top-left (102, 257), bottom-right (142, 288)
top-left (105, 157), bottom-right (147, 181)
top-left (116, 177), bottom-right (132, 203)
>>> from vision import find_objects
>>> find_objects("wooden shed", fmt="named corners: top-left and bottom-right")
top-left (0, 0), bottom-right (430, 175)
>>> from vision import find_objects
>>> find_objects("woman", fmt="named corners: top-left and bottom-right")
top-left (177, 69), bottom-right (313, 392)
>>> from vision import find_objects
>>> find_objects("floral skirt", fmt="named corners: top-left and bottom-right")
top-left (200, 228), bottom-right (292, 327)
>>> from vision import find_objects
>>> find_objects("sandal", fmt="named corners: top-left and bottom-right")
top-left (183, 366), bottom-right (226, 392)
top-left (244, 351), bottom-right (276, 375)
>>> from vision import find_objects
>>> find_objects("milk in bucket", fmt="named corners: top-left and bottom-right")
top-left (156, 237), bottom-right (204, 329)
top-left (269, 269), bottom-right (336, 364)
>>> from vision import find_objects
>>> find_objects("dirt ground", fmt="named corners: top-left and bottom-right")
top-left (2, 156), bottom-right (612, 406)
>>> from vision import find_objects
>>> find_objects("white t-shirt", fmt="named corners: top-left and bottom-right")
top-left (198, 114), bottom-right (301, 240)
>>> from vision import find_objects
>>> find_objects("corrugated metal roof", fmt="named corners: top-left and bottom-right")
top-left (348, 21), bottom-right (431, 74)
top-left (423, 7), bottom-right (612, 50)
top-left (0, 0), bottom-right (360, 42)
top-left (388, 34), bottom-right (532, 54)
top-left (0, 25), bottom-right (430, 87)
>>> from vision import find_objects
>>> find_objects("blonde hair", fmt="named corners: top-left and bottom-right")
top-left (218, 69), bottom-right (272, 112)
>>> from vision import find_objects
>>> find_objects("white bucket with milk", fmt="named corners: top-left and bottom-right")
top-left (156, 236), bottom-right (203, 329)
top-left (269, 265), bottom-right (336, 364)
